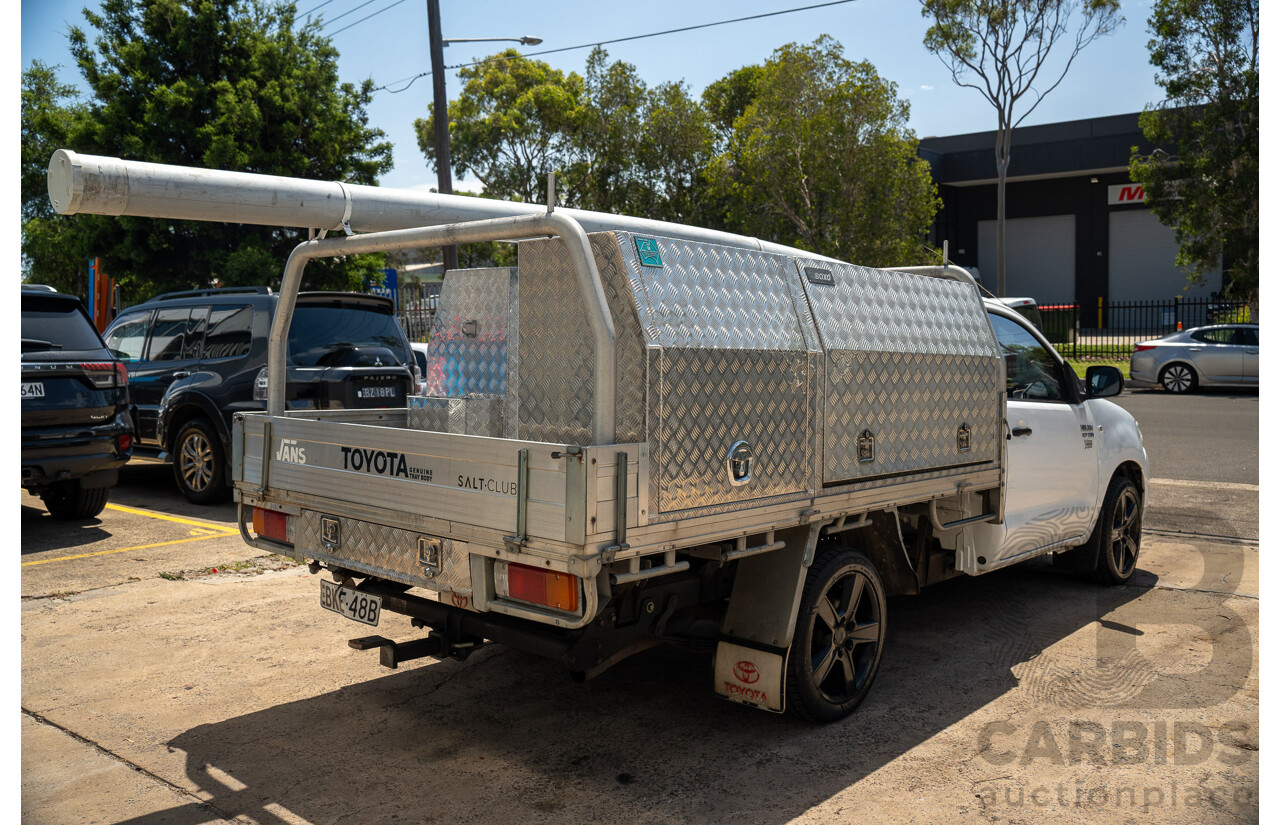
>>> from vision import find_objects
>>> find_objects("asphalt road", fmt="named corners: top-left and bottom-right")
top-left (1110, 387), bottom-right (1258, 486)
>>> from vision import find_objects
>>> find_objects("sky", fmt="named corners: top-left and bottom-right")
top-left (20, 0), bottom-right (1170, 192)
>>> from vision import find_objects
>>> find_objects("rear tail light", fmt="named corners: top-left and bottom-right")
top-left (253, 507), bottom-right (291, 544)
top-left (115, 362), bottom-right (129, 387)
top-left (253, 367), bottom-right (269, 401)
top-left (116, 434), bottom-right (132, 453)
top-left (494, 561), bottom-right (580, 613)
top-left (81, 362), bottom-right (122, 388)
top-left (1133, 345), bottom-right (1156, 353)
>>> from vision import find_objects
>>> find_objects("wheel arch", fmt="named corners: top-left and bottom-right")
top-left (162, 393), bottom-right (230, 455)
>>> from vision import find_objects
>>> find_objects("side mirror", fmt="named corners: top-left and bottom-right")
top-left (1085, 365), bottom-right (1123, 398)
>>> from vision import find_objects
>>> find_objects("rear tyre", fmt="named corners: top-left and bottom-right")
top-left (41, 480), bottom-right (109, 521)
top-left (786, 547), bottom-right (886, 722)
top-left (1088, 475), bottom-right (1143, 585)
top-left (172, 418), bottom-right (229, 504)
top-left (1159, 363), bottom-right (1197, 393)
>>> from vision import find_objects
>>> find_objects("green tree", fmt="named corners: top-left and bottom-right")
top-left (921, 0), bottom-right (1121, 296)
top-left (701, 65), bottom-right (765, 146)
top-left (1128, 0), bottom-right (1258, 300)
top-left (564, 48), bottom-right (714, 224)
top-left (417, 49), bottom-right (582, 204)
top-left (705, 37), bottom-right (939, 267)
top-left (21, 62), bottom-right (92, 294)
top-left (634, 80), bottom-right (715, 225)
top-left (23, 0), bottom-right (392, 301)
top-left (563, 48), bottom-right (648, 215)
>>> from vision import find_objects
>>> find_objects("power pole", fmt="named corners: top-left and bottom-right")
top-left (426, 0), bottom-right (457, 271)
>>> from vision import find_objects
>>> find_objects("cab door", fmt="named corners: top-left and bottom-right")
top-left (970, 311), bottom-right (1098, 568)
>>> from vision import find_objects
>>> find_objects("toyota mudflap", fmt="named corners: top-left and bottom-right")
top-left (48, 150), bottom-right (1149, 721)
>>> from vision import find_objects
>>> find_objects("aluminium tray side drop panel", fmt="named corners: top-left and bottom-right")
top-left (798, 261), bottom-right (1003, 484)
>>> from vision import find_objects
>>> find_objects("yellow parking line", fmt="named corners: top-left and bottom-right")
top-left (21, 531), bottom-right (238, 567)
top-left (104, 502), bottom-right (237, 531)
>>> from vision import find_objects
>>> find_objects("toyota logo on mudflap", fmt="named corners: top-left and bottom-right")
top-left (734, 660), bottom-right (761, 684)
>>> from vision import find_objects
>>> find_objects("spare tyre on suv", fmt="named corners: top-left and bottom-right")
top-left (22, 287), bottom-right (134, 520)
top-left (103, 287), bottom-right (417, 504)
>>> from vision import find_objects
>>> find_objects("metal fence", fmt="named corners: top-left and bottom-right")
top-left (394, 282), bottom-right (441, 343)
top-left (1041, 297), bottom-right (1253, 360)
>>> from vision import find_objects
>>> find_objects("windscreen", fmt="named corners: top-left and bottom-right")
top-left (22, 295), bottom-right (106, 352)
top-left (288, 304), bottom-right (410, 367)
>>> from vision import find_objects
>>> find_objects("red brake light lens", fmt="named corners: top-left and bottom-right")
top-left (495, 561), bottom-right (580, 612)
top-left (117, 434), bottom-right (132, 453)
top-left (253, 507), bottom-right (291, 544)
top-left (80, 362), bottom-right (119, 388)
top-left (1133, 345), bottom-right (1156, 353)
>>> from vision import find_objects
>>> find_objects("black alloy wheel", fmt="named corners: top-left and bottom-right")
top-left (786, 548), bottom-right (887, 722)
top-left (1091, 475), bottom-right (1143, 585)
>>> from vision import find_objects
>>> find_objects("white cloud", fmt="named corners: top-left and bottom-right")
top-left (920, 84), bottom-right (935, 91)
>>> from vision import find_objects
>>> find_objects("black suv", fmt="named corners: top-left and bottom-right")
top-left (103, 287), bottom-right (416, 504)
top-left (21, 287), bottom-right (134, 520)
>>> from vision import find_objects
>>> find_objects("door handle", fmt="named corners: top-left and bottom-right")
top-left (1246, 349), bottom-right (1259, 354)
top-left (1188, 347), bottom-right (1204, 352)
top-left (1010, 426), bottom-right (1033, 438)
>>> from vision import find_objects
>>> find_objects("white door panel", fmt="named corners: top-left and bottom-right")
top-left (971, 310), bottom-right (1101, 568)
top-left (997, 400), bottom-right (1098, 559)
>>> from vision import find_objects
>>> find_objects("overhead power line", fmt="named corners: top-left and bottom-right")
top-left (370, 0), bottom-right (859, 95)
top-left (327, 0), bottom-right (409, 36)
top-left (298, 0), bottom-right (339, 18)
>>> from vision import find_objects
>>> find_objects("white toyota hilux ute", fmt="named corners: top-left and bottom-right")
top-left (47, 150), bottom-right (1149, 722)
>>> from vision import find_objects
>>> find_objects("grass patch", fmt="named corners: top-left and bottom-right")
top-left (1063, 358), bottom-right (1130, 380)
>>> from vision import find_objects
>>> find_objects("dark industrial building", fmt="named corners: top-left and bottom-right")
top-left (917, 113), bottom-right (1220, 310)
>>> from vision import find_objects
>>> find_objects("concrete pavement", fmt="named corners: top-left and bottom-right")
top-left (20, 525), bottom-right (1258, 824)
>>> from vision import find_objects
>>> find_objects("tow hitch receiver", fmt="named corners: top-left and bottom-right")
top-left (349, 634), bottom-right (471, 669)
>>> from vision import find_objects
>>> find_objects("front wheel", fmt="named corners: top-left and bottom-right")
top-left (786, 547), bottom-right (887, 722)
top-left (172, 418), bottom-right (229, 504)
top-left (1089, 475), bottom-right (1143, 585)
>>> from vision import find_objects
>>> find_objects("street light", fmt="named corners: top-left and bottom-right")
top-left (443, 36), bottom-right (543, 47)
top-left (426, 0), bottom-right (542, 271)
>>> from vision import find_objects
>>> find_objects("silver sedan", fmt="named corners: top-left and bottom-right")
top-left (1129, 323), bottom-right (1259, 392)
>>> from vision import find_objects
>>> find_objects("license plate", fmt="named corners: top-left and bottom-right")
top-left (320, 579), bottom-right (382, 626)
top-left (21, 382), bottom-right (45, 399)
top-left (356, 384), bottom-right (397, 400)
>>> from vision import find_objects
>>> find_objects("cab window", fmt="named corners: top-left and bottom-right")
top-left (987, 313), bottom-right (1069, 401)
top-left (104, 310), bottom-right (152, 361)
